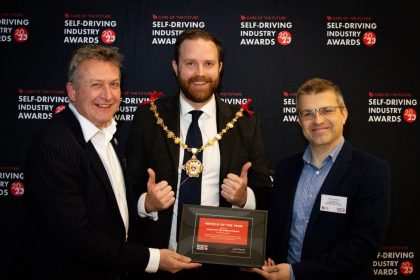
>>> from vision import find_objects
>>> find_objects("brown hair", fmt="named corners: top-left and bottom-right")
top-left (68, 44), bottom-right (123, 88)
top-left (174, 29), bottom-right (223, 63)
top-left (296, 78), bottom-right (346, 108)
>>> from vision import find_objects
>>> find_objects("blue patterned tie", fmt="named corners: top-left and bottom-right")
top-left (177, 110), bottom-right (203, 240)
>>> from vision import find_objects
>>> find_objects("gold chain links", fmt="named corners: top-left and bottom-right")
top-left (149, 100), bottom-right (245, 155)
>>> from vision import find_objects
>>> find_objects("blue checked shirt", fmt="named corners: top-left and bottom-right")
top-left (287, 138), bottom-right (344, 279)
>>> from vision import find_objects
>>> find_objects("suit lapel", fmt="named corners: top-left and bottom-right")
top-left (85, 141), bottom-right (122, 214)
top-left (159, 95), bottom-right (181, 169)
top-left (111, 137), bottom-right (126, 170)
top-left (216, 97), bottom-right (235, 181)
top-left (62, 108), bottom-right (86, 146)
top-left (112, 137), bottom-right (138, 231)
top-left (305, 142), bottom-right (353, 235)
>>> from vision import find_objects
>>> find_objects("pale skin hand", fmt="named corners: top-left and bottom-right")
top-left (221, 162), bottom-right (252, 208)
top-left (159, 249), bottom-right (202, 273)
top-left (251, 258), bottom-right (291, 280)
top-left (144, 168), bottom-right (175, 213)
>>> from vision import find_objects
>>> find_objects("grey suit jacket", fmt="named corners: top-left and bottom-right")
top-left (125, 94), bottom-right (272, 249)
top-left (24, 108), bottom-right (150, 280)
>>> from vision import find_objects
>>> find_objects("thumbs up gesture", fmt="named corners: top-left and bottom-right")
top-left (221, 162), bottom-right (252, 208)
top-left (144, 168), bottom-right (175, 212)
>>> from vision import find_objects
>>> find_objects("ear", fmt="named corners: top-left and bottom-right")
top-left (66, 82), bottom-right (76, 103)
top-left (296, 107), bottom-right (302, 127)
top-left (341, 107), bottom-right (348, 124)
top-left (297, 118), bottom-right (302, 127)
top-left (218, 61), bottom-right (223, 73)
top-left (171, 60), bottom-right (178, 76)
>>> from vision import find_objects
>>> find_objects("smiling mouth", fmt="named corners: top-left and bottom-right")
top-left (312, 127), bottom-right (329, 133)
top-left (193, 81), bottom-right (207, 85)
top-left (96, 104), bottom-right (112, 108)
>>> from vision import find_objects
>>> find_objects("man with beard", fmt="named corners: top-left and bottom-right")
top-left (125, 29), bottom-right (271, 279)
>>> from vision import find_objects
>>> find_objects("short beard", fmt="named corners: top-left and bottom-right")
top-left (178, 75), bottom-right (220, 103)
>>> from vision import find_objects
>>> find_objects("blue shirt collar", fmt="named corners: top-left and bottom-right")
top-left (302, 137), bottom-right (345, 167)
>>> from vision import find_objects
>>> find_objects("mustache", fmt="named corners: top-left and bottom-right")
top-left (188, 76), bottom-right (211, 83)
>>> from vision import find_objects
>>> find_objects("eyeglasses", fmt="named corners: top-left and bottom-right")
top-left (298, 106), bottom-right (344, 121)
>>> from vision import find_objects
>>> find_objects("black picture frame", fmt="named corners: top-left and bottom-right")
top-left (177, 204), bottom-right (267, 267)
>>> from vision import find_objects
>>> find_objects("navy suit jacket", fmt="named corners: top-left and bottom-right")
top-left (267, 142), bottom-right (390, 280)
top-left (125, 94), bottom-right (272, 249)
top-left (24, 108), bottom-right (150, 280)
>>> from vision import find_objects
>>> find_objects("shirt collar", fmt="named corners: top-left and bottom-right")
top-left (68, 103), bottom-right (117, 143)
top-left (179, 94), bottom-right (216, 119)
top-left (302, 137), bottom-right (345, 165)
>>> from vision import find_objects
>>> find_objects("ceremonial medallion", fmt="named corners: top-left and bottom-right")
top-left (183, 155), bottom-right (203, 177)
top-left (149, 96), bottom-right (251, 179)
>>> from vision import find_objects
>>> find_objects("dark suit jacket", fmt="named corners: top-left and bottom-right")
top-left (267, 142), bottom-right (391, 280)
top-left (24, 108), bottom-right (150, 280)
top-left (125, 94), bottom-right (272, 249)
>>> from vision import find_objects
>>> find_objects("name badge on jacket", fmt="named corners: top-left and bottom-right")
top-left (320, 194), bottom-right (347, 214)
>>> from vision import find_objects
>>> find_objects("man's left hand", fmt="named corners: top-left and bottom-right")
top-left (251, 261), bottom-right (291, 280)
top-left (221, 162), bottom-right (251, 207)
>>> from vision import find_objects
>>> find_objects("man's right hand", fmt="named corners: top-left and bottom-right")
top-left (159, 249), bottom-right (202, 273)
top-left (144, 168), bottom-right (175, 212)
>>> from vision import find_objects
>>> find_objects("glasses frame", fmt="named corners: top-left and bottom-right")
top-left (298, 106), bottom-right (345, 121)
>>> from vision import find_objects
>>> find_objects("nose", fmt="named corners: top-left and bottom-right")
top-left (100, 85), bottom-right (113, 100)
top-left (196, 64), bottom-right (204, 76)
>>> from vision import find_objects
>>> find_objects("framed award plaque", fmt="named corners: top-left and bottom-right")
top-left (177, 204), bottom-right (267, 267)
